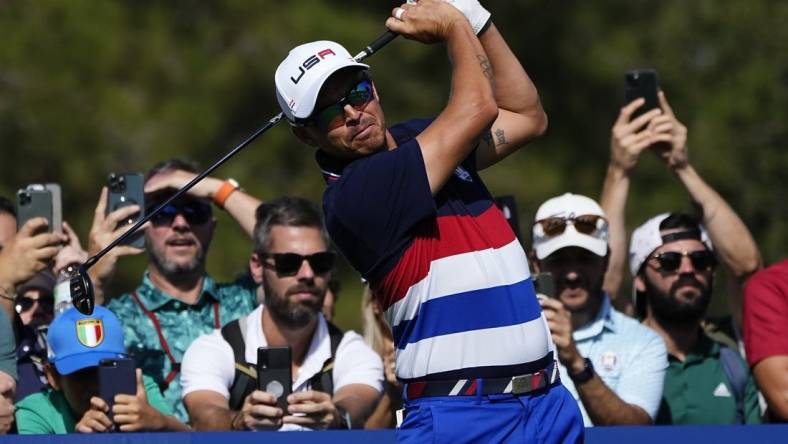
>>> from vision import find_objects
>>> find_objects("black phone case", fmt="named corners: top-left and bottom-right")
top-left (98, 358), bottom-right (137, 421)
top-left (534, 272), bottom-right (556, 299)
top-left (625, 69), bottom-right (660, 119)
top-left (16, 188), bottom-right (53, 233)
top-left (107, 173), bottom-right (145, 249)
top-left (257, 347), bottom-right (292, 411)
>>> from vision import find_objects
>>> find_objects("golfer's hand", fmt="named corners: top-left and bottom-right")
top-left (283, 390), bottom-right (339, 430)
top-left (386, 0), bottom-right (468, 44)
top-left (75, 397), bottom-right (114, 433)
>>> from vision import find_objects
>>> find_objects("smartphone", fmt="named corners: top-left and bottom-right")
top-left (107, 173), bottom-right (145, 248)
top-left (98, 358), bottom-right (137, 421)
top-left (44, 183), bottom-right (62, 234)
top-left (533, 272), bottom-right (556, 299)
top-left (16, 187), bottom-right (53, 233)
top-left (257, 346), bottom-right (292, 411)
top-left (624, 69), bottom-right (660, 119)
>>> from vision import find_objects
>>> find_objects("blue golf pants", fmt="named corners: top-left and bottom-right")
top-left (397, 382), bottom-right (584, 444)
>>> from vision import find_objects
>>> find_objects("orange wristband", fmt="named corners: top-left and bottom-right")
top-left (213, 179), bottom-right (240, 209)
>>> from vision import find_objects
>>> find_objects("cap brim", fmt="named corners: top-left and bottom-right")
top-left (535, 231), bottom-right (607, 260)
top-left (292, 62), bottom-right (369, 121)
top-left (54, 351), bottom-right (127, 375)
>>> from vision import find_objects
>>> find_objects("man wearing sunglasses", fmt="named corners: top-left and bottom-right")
top-left (275, 0), bottom-right (582, 442)
top-left (182, 197), bottom-right (382, 431)
top-left (531, 193), bottom-right (667, 427)
top-left (629, 213), bottom-right (761, 424)
top-left (87, 158), bottom-right (263, 422)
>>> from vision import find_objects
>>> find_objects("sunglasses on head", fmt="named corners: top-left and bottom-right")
top-left (147, 201), bottom-right (212, 227)
top-left (310, 75), bottom-right (374, 132)
top-left (649, 250), bottom-right (717, 273)
top-left (536, 214), bottom-right (606, 238)
top-left (261, 251), bottom-right (336, 276)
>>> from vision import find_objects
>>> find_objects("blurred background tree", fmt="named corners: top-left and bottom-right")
top-left (1, 0), bottom-right (786, 330)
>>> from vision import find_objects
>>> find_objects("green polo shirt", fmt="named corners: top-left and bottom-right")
top-left (15, 375), bottom-right (170, 434)
top-left (106, 272), bottom-right (257, 422)
top-left (656, 334), bottom-right (761, 424)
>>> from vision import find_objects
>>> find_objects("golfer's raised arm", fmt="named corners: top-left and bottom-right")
top-left (386, 0), bottom-right (498, 195)
top-left (474, 23), bottom-right (548, 170)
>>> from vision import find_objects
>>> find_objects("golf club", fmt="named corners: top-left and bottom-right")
top-left (69, 30), bottom-right (399, 315)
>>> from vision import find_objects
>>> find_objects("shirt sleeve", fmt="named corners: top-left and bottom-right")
top-left (325, 140), bottom-right (436, 278)
top-left (743, 365), bottom-right (763, 424)
top-left (142, 375), bottom-right (173, 416)
top-left (15, 395), bottom-right (56, 434)
top-left (332, 331), bottom-right (384, 393)
top-left (180, 330), bottom-right (236, 399)
top-left (615, 328), bottom-right (668, 420)
top-left (0, 311), bottom-right (17, 381)
top-left (743, 262), bottom-right (788, 366)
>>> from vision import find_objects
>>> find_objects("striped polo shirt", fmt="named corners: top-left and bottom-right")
top-left (318, 118), bottom-right (552, 382)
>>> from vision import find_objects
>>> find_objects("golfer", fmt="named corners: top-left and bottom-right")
top-left (274, 1), bottom-right (582, 442)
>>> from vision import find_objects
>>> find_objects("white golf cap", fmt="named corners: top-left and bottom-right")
top-left (275, 40), bottom-right (369, 124)
top-left (532, 193), bottom-right (609, 260)
top-left (629, 212), bottom-right (713, 276)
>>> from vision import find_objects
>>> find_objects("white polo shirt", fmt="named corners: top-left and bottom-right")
top-left (181, 304), bottom-right (383, 401)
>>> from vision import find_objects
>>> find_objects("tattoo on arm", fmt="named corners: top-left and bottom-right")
top-left (494, 128), bottom-right (507, 146)
top-left (478, 55), bottom-right (493, 80)
top-left (480, 131), bottom-right (493, 147)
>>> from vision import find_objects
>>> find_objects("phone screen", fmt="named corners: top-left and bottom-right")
top-left (625, 69), bottom-right (660, 119)
top-left (257, 346), bottom-right (292, 411)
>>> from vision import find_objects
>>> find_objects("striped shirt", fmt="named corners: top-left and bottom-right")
top-left (318, 118), bottom-right (552, 382)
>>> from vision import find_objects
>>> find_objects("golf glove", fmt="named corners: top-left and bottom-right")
top-left (443, 0), bottom-right (492, 35)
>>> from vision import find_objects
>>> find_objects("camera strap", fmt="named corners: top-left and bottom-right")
top-left (130, 289), bottom-right (221, 392)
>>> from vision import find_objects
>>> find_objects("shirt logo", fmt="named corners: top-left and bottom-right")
top-left (713, 382), bottom-right (732, 398)
top-left (599, 351), bottom-right (619, 373)
top-left (76, 319), bottom-right (104, 348)
top-left (454, 166), bottom-right (472, 182)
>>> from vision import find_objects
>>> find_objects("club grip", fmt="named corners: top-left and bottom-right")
top-left (355, 31), bottom-right (398, 62)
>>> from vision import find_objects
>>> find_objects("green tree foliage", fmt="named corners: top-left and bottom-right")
top-left (1, 0), bottom-right (786, 329)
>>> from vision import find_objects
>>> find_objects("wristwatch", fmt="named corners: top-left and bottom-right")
top-left (568, 358), bottom-right (595, 385)
top-left (213, 178), bottom-right (240, 209)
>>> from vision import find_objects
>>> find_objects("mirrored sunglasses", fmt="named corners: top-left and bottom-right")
top-left (261, 251), bottom-right (336, 276)
top-left (311, 78), bottom-right (374, 132)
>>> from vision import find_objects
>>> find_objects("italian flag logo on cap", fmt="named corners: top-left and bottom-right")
top-left (76, 319), bottom-right (104, 348)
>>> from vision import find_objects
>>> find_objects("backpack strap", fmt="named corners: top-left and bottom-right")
top-left (719, 345), bottom-right (747, 424)
top-left (220, 316), bottom-right (257, 411)
top-left (309, 321), bottom-right (345, 395)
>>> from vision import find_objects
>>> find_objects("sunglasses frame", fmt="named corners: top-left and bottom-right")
top-left (308, 71), bottom-right (374, 131)
top-left (260, 251), bottom-right (337, 276)
top-left (147, 200), bottom-right (213, 227)
top-left (649, 249), bottom-right (717, 273)
top-left (535, 214), bottom-right (607, 238)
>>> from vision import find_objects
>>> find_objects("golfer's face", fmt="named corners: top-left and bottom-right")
top-left (310, 70), bottom-right (387, 158)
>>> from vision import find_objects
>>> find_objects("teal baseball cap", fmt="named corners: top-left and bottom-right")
top-left (47, 305), bottom-right (127, 375)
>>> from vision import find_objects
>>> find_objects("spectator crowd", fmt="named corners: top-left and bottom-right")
top-left (1, 1), bottom-right (787, 439)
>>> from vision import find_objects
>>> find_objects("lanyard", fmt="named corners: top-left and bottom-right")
top-left (130, 289), bottom-right (220, 390)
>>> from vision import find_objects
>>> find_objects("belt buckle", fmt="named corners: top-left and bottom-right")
top-left (511, 374), bottom-right (532, 394)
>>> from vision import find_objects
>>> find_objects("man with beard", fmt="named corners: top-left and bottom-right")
top-left (93, 158), bottom-right (262, 422)
top-left (531, 193), bottom-right (667, 426)
top-left (180, 197), bottom-right (382, 431)
top-left (630, 213), bottom-right (761, 424)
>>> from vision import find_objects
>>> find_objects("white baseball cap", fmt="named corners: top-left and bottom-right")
top-left (532, 193), bottom-right (609, 260)
top-left (628, 212), bottom-right (713, 276)
top-left (275, 40), bottom-right (369, 124)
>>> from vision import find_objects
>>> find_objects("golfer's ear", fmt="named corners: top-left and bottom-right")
top-left (292, 126), bottom-right (318, 147)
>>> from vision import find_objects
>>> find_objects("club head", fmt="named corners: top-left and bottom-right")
top-left (70, 266), bottom-right (95, 315)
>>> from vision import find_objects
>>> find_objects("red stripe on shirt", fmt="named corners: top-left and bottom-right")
top-left (375, 204), bottom-right (516, 310)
